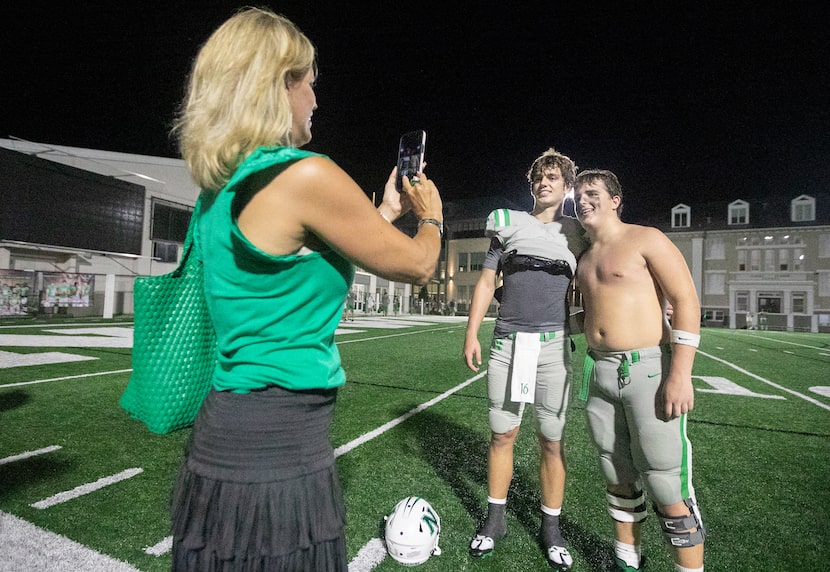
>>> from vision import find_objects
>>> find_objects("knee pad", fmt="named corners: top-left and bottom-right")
top-left (606, 491), bottom-right (648, 523)
top-left (488, 407), bottom-right (522, 435)
top-left (656, 498), bottom-right (706, 548)
top-left (537, 411), bottom-right (566, 441)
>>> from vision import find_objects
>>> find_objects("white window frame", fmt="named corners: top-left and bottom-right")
top-left (790, 194), bottom-right (815, 222)
top-left (737, 250), bottom-right (747, 271)
top-left (792, 292), bottom-right (806, 314)
top-left (671, 204), bottom-right (691, 228)
top-left (764, 249), bottom-right (775, 271)
top-left (728, 200), bottom-right (749, 225)
top-left (779, 249), bottom-right (789, 271)
top-left (820, 272), bottom-right (830, 297)
top-left (736, 291), bottom-right (749, 312)
top-left (819, 234), bottom-right (830, 258)
top-left (750, 250), bottom-right (760, 271)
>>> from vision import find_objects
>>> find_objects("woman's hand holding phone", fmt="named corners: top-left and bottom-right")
top-left (401, 171), bottom-right (442, 224)
top-left (379, 167), bottom-right (406, 221)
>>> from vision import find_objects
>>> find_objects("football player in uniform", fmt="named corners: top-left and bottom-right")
top-left (463, 148), bottom-right (588, 570)
top-left (573, 169), bottom-right (705, 572)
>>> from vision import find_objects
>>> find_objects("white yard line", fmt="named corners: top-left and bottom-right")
top-left (336, 325), bottom-right (461, 344)
top-left (0, 369), bottom-right (133, 388)
top-left (0, 511), bottom-right (140, 572)
top-left (697, 349), bottom-right (830, 411)
top-left (728, 330), bottom-right (830, 351)
top-left (31, 468), bottom-right (144, 510)
top-left (347, 538), bottom-right (388, 572)
top-left (335, 370), bottom-right (486, 457)
top-left (144, 536), bottom-right (173, 557)
top-left (0, 445), bottom-right (62, 465)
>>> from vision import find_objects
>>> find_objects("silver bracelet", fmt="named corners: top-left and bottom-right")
top-left (418, 217), bottom-right (443, 237)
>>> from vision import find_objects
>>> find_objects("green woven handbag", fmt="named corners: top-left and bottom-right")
top-left (120, 196), bottom-right (216, 434)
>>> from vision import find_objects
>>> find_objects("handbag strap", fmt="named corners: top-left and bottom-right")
top-left (173, 195), bottom-right (205, 275)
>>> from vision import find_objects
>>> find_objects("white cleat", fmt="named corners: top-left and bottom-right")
top-left (546, 545), bottom-right (573, 570)
top-left (469, 534), bottom-right (496, 558)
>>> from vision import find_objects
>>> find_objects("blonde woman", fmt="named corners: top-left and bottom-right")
top-left (169, 8), bottom-right (442, 571)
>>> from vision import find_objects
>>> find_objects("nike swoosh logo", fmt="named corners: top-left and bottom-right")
top-left (647, 373), bottom-right (661, 378)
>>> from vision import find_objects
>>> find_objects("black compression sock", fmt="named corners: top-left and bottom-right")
top-left (542, 512), bottom-right (564, 547)
top-left (478, 502), bottom-right (507, 539)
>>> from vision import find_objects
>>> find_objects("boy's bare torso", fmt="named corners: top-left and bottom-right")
top-left (577, 226), bottom-right (668, 352)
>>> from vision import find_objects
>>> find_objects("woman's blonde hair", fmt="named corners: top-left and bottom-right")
top-left (172, 7), bottom-right (317, 191)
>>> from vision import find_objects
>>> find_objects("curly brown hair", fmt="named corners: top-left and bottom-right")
top-left (526, 148), bottom-right (578, 189)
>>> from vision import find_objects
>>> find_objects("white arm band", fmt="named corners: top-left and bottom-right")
top-left (671, 329), bottom-right (700, 348)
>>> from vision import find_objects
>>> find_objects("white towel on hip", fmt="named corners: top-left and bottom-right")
top-left (511, 332), bottom-right (541, 403)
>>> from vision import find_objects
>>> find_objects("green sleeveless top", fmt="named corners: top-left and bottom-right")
top-left (197, 146), bottom-right (355, 393)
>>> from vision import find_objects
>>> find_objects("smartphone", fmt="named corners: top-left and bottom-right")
top-left (396, 130), bottom-right (426, 191)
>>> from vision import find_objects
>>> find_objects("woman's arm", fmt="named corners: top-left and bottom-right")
top-left (237, 156), bottom-right (443, 285)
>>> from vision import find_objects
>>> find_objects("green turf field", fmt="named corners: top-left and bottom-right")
top-left (1, 317), bottom-right (828, 571)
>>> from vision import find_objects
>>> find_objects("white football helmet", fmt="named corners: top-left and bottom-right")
top-left (384, 496), bottom-right (442, 566)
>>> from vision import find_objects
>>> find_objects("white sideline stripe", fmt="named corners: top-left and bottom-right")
top-left (336, 325), bottom-right (461, 345)
top-left (0, 369), bottom-right (133, 388)
top-left (334, 370), bottom-right (487, 457)
top-left (144, 535), bottom-right (173, 556)
top-left (0, 510), bottom-right (141, 572)
top-left (348, 537), bottom-right (387, 572)
top-left (697, 349), bottom-right (830, 411)
top-left (729, 331), bottom-right (830, 351)
top-left (31, 468), bottom-right (144, 509)
top-left (0, 445), bottom-right (62, 465)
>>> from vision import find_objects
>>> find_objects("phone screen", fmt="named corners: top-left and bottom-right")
top-left (396, 130), bottom-right (426, 191)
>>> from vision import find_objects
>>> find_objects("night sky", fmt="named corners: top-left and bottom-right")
top-left (3, 2), bottom-right (829, 221)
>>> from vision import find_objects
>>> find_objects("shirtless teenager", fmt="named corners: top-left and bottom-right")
top-left (573, 170), bottom-right (705, 572)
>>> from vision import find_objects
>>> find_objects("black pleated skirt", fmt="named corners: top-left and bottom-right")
top-left (171, 385), bottom-right (347, 571)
